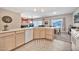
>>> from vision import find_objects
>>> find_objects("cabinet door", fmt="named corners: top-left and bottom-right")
top-left (33, 33), bottom-right (40, 39)
top-left (0, 32), bottom-right (15, 51)
top-left (46, 34), bottom-right (53, 40)
top-left (0, 37), bottom-right (5, 50)
top-left (33, 28), bottom-right (40, 39)
top-left (16, 30), bottom-right (25, 47)
top-left (5, 34), bottom-right (16, 50)
top-left (33, 28), bottom-right (40, 34)
top-left (46, 29), bottom-right (54, 40)
top-left (46, 28), bottom-right (53, 35)
top-left (40, 28), bottom-right (45, 38)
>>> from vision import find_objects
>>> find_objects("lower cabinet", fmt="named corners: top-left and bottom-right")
top-left (40, 28), bottom-right (46, 38)
top-left (33, 34), bottom-right (40, 39)
top-left (0, 30), bottom-right (25, 51)
top-left (33, 28), bottom-right (54, 40)
top-left (46, 28), bottom-right (54, 40)
top-left (15, 30), bottom-right (25, 47)
top-left (0, 32), bottom-right (16, 51)
top-left (4, 35), bottom-right (16, 50)
top-left (46, 34), bottom-right (53, 40)
top-left (33, 28), bottom-right (40, 39)
top-left (33, 28), bottom-right (46, 39)
top-left (0, 28), bottom-right (54, 51)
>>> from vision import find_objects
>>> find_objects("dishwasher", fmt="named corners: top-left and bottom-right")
top-left (25, 29), bottom-right (33, 43)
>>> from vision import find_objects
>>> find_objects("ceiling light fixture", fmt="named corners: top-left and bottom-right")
top-left (53, 12), bottom-right (57, 14)
top-left (41, 9), bottom-right (44, 12)
top-left (34, 8), bottom-right (37, 12)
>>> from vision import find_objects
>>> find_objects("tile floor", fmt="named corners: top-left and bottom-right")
top-left (56, 32), bottom-right (71, 43)
top-left (14, 32), bottom-right (72, 51)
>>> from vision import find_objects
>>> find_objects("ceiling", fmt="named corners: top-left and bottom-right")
top-left (1, 7), bottom-right (78, 18)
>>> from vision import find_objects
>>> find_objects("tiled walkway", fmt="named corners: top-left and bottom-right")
top-left (55, 32), bottom-right (71, 43)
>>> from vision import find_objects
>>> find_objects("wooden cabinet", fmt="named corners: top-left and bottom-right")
top-left (46, 28), bottom-right (53, 35)
top-left (46, 28), bottom-right (54, 40)
top-left (15, 30), bottom-right (25, 47)
top-left (33, 28), bottom-right (54, 40)
top-left (46, 34), bottom-right (53, 40)
top-left (33, 28), bottom-right (40, 39)
top-left (40, 28), bottom-right (45, 38)
top-left (0, 28), bottom-right (54, 50)
top-left (33, 28), bottom-right (46, 39)
top-left (0, 30), bottom-right (25, 51)
top-left (0, 32), bottom-right (16, 51)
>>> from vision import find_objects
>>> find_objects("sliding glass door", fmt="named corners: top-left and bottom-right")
top-left (51, 18), bottom-right (63, 32)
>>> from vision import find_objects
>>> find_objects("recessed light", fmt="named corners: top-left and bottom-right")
top-left (34, 8), bottom-right (37, 12)
top-left (53, 12), bottom-right (57, 14)
top-left (41, 9), bottom-right (44, 12)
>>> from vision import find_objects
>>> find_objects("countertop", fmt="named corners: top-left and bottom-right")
top-left (71, 29), bottom-right (79, 38)
top-left (0, 27), bottom-right (54, 33)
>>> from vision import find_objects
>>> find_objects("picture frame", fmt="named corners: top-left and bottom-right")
top-left (74, 13), bottom-right (79, 23)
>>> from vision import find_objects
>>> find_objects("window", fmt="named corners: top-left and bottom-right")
top-left (51, 19), bottom-right (63, 28)
top-left (33, 20), bottom-right (42, 27)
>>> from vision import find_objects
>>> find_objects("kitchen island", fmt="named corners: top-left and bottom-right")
top-left (0, 27), bottom-right (54, 51)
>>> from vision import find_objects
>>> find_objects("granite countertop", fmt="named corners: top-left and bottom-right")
top-left (71, 29), bottom-right (79, 38)
top-left (0, 27), bottom-right (34, 33)
top-left (0, 27), bottom-right (54, 33)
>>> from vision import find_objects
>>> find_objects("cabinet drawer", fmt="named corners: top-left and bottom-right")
top-left (40, 34), bottom-right (45, 38)
top-left (16, 30), bottom-right (25, 34)
top-left (0, 32), bottom-right (15, 37)
top-left (46, 29), bottom-right (54, 35)
top-left (33, 30), bottom-right (39, 34)
top-left (39, 28), bottom-right (45, 31)
top-left (46, 34), bottom-right (53, 40)
top-left (46, 29), bottom-right (53, 32)
top-left (46, 32), bottom-right (53, 35)
top-left (33, 32), bottom-right (39, 34)
top-left (33, 34), bottom-right (40, 39)
top-left (40, 31), bottom-right (45, 34)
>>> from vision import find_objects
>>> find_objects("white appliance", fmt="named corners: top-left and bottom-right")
top-left (25, 29), bottom-right (33, 43)
top-left (71, 29), bottom-right (79, 51)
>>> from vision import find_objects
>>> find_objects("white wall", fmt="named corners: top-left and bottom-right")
top-left (0, 8), bottom-right (21, 31)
